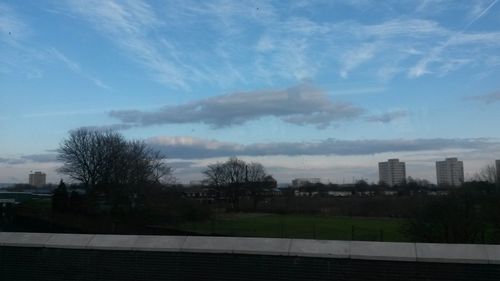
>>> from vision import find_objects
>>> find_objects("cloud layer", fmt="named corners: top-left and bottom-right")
top-left (110, 83), bottom-right (364, 128)
top-left (4, 137), bottom-right (496, 164)
top-left (147, 136), bottom-right (499, 159)
top-left (0, 154), bottom-right (58, 165)
top-left (3, 137), bottom-right (499, 183)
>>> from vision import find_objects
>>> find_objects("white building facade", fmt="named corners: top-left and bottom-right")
top-left (378, 159), bottom-right (406, 187)
top-left (436, 158), bottom-right (464, 187)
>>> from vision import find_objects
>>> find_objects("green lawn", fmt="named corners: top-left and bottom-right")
top-left (177, 214), bottom-right (407, 242)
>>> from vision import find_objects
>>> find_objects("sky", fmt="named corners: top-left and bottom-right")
top-left (1, 0), bottom-right (500, 184)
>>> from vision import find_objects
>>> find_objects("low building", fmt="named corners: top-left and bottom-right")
top-left (294, 190), bottom-right (319, 197)
top-left (183, 187), bottom-right (218, 202)
top-left (328, 191), bottom-right (351, 197)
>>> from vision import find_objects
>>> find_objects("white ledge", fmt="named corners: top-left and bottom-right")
top-left (45, 234), bottom-right (94, 249)
top-left (289, 239), bottom-right (350, 258)
top-left (1, 232), bottom-right (499, 265)
top-left (87, 234), bottom-right (139, 251)
top-left (416, 243), bottom-right (489, 264)
top-left (351, 241), bottom-right (416, 262)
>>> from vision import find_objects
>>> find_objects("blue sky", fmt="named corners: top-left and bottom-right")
top-left (1, 0), bottom-right (500, 184)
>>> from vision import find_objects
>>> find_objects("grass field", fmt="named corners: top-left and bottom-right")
top-left (176, 213), bottom-right (407, 242)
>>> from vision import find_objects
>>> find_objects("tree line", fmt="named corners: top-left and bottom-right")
top-left (52, 129), bottom-right (278, 222)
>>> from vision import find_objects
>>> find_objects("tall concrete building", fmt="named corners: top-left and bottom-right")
top-left (436, 158), bottom-right (464, 187)
top-left (378, 159), bottom-right (406, 187)
top-left (29, 171), bottom-right (46, 187)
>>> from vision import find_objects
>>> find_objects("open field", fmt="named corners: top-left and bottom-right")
top-left (176, 213), bottom-right (407, 241)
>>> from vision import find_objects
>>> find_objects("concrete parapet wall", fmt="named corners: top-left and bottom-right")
top-left (1, 232), bottom-right (499, 264)
top-left (1, 232), bottom-right (500, 280)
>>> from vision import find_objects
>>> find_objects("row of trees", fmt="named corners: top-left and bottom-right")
top-left (55, 129), bottom-right (277, 219)
top-left (57, 129), bottom-right (277, 211)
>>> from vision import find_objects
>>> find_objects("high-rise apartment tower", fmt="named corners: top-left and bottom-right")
top-left (378, 159), bottom-right (406, 187)
top-left (29, 171), bottom-right (46, 187)
top-left (436, 158), bottom-right (464, 187)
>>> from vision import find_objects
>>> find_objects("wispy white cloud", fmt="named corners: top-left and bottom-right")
top-left (0, 2), bottom-right (44, 77)
top-left (468, 0), bottom-right (492, 19)
top-left (5, 0), bottom-right (497, 89)
top-left (377, 64), bottom-right (402, 81)
top-left (48, 48), bottom-right (111, 90)
top-left (62, 0), bottom-right (280, 89)
top-left (416, 0), bottom-right (445, 13)
top-left (58, 0), bottom-right (500, 85)
top-left (64, 0), bottom-right (192, 89)
top-left (1, 3), bottom-right (110, 88)
top-left (466, 0), bottom-right (499, 27)
top-left (359, 19), bottom-right (448, 38)
top-left (436, 58), bottom-right (472, 76)
top-left (339, 43), bottom-right (377, 78)
top-left (409, 0), bottom-right (499, 78)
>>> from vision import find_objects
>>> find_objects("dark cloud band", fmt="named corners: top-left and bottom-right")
top-left (2, 137), bottom-right (498, 165)
top-left (147, 136), bottom-right (499, 159)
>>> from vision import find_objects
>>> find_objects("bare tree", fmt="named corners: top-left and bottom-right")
top-left (246, 162), bottom-right (267, 182)
top-left (203, 157), bottom-right (244, 210)
top-left (472, 164), bottom-right (497, 183)
top-left (246, 162), bottom-right (276, 210)
top-left (203, 157), bottom-right (275, 210)
top-left (57, 128), bottom-right (172, 188)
